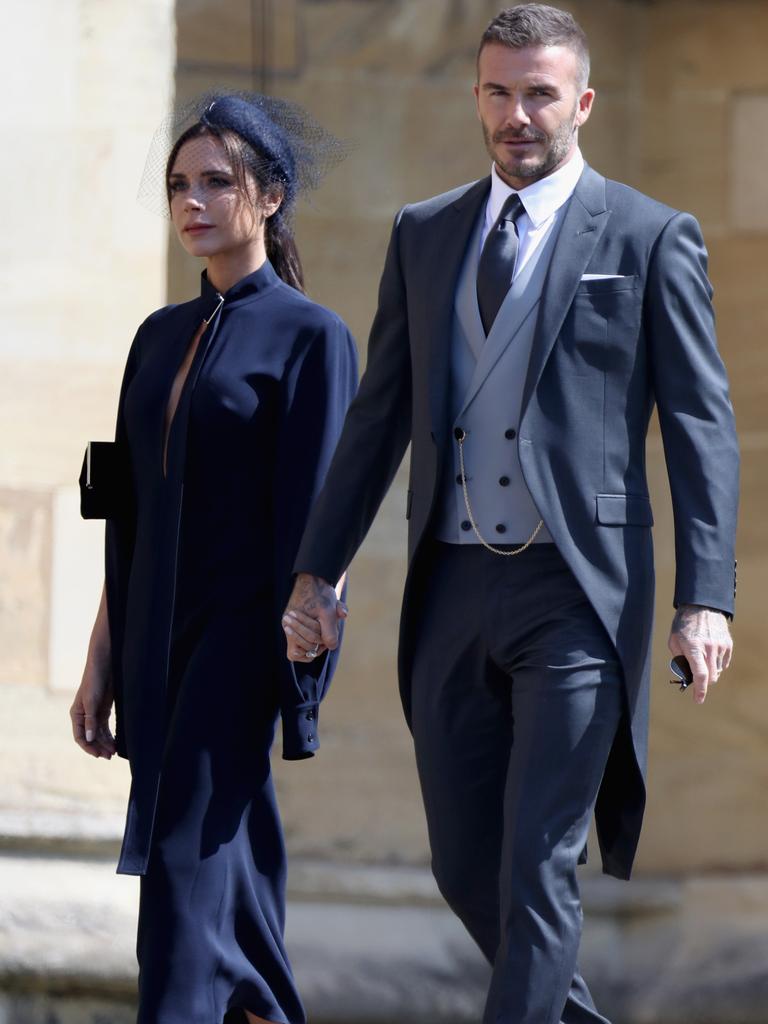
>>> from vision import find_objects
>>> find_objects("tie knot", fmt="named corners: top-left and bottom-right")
top-left (499, 193), bottom-right (524, 224)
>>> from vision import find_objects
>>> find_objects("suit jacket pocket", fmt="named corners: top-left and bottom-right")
top-left (596, 493), bottom-right (654, 526)
top-left (576, 275), bottom-right (638, 295)
top-left (406, 488), bottom-right (413, 520)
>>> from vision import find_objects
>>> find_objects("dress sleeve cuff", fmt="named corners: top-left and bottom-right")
top-left (281, 701), bottom-right (320, 760)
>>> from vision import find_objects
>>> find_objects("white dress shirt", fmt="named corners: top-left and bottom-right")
top-left (481, 148), bottom-right (585, 281)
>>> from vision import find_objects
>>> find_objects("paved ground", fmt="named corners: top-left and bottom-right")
top-left (2, 849), bottom-right (768, 1024)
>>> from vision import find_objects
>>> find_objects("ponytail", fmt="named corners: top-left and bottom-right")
top-left (266, 216), bottom-right (305, 294)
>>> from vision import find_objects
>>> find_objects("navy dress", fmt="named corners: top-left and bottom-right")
top-left (102, 261), bottom-right (357, 1024)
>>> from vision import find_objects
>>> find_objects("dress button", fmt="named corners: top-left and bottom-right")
top-left (504, 428), bottom-right (517, 440)
top-left (307, 733), bottom-right (314, 742)
top-left (454, 426), bottom-right (465, 441)
top-left (456, 474), bottom-right (464, 485)
top-left (305, 710), bottom-right (315, 721)
top-left (495, 523), bottom-right (507, 534)
top-left (461, 520), bottom-right (472, 532)
top-left (499, 476), bottom-right (510, 486)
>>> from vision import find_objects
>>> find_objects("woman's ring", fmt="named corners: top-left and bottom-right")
top-left (306, 646), bottom-right (319, 659)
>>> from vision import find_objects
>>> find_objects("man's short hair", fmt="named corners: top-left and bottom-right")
top-left (478, 4), bottom-right (591, 90)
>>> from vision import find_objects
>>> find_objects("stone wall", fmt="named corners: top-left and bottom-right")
top-left (173, 0), bottom-right (768, 876)
top-left (0, 0), bottom-right (175, 812)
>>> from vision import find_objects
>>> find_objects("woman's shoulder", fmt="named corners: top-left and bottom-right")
top-left (139, 297), bottom-right (197, 332)
top-left (269, 281), bottom-right (352, 338)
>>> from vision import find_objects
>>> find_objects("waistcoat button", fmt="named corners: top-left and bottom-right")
top-left (495, 523), bottom-right (507, 534)
top-left (461, 520), bottom-right (472, 531)
top-left (454, 426), bottom-right (466, 441)
top-left (499, 475), bottom-right (510, 486)
top-left (504, 428), bottom-right (516, 440)
top-left (456, 474), bottom-right (464, 485)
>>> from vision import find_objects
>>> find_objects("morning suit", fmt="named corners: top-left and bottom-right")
top-left (294, 161), bottom-right (739, 1022)
top-left (102, 262), bottom-right (357, 1024)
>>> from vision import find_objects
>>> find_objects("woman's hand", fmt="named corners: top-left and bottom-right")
top-left (70, 651), bottom-right (116, 759)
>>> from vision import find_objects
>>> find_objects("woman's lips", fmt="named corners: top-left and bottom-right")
top-left (185, 223), bottom-right (214, 234)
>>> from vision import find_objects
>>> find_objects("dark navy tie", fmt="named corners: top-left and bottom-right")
top-left (476, 193), bottom-right (524, 335)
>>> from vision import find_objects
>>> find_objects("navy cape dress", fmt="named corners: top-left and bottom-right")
top-left (102, 261), bottom-right (357, 1024)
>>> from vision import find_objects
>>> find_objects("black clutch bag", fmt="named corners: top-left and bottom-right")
top-left (79, 441), bottom-right (131, 520)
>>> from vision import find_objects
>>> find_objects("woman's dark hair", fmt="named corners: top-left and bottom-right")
top-left (166, 119), bottom-right (305, 293)
top-left (478, 4), bottom-right (590, 90)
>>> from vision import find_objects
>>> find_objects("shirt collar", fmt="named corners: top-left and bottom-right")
top-left (487, 147), bottom-right (584, 228)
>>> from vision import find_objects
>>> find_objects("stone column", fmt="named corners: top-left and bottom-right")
top-left (0, 0), bottom-right (175, 820)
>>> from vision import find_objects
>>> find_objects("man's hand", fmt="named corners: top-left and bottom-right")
top-left (668, 604), bottom-right (733, 704)
top-left (282, 573), bottom-right (347, 662)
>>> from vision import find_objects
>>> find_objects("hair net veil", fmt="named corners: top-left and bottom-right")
top-left (137, 91), bottom-right (351, 218)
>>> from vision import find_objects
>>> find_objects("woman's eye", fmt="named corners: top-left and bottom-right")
top-left (208, 176), bottom-right (232, 187)
top-left (169, 180), bottom-right (187, 193)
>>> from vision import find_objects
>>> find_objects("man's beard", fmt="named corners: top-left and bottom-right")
top-left (483, 110), bottom-right (577, 183)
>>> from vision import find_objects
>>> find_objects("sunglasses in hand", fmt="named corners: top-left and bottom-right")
top-left (669, 655), bottom-right (693, 692)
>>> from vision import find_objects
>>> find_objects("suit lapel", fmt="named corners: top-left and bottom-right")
top-left (520, 166), bottom-right (610, 417)
top-left (425, 177), bottom-right (490, 442)
top-left (454, 215), bottom-right (486, 362)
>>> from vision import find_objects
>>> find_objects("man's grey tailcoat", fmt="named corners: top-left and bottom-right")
top-left (295, 165), bottom-right (739, 879)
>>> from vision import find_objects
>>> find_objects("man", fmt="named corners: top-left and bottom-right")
top-left (282, 5), bottom-right (738, 1022)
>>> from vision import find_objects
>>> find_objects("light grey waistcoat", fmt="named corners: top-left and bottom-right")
top-left (434, 210), bottom-right (561, 545)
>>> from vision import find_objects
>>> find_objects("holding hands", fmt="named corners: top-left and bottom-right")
top-left (283, 573), bottom-right (347, 661)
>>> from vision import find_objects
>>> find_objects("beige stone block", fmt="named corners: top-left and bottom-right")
top-left (48, 487), bottom-right (104, 694)
top-left (634, 94), bottom-right (728, 230)
top-left (580, 91), bottom-right (637, 185)
top-left (0, 490), bottom-right (51, 686)
top-left (730, 92), bottom-right (768, 231)
top-left (0, 360), bottom-right (124, 489)
top-left (177, 0), bottom-right (299, 75)
top-left (0, 684), bottom-right (131, 813)
top-left (569, 0), bottom-right (641, 93)
top-left (301, 0), bottom-right (490, 77)
top-left (644, 0), bottom-right (768, 94)
top-left (293, 213), bottom-right (393, 351)
top-left (280, 72), bottom-right (477, 216)
top-left (636, 440), bottom-right (767, 874)
top-left (707, 235), bottom-right (768, 434)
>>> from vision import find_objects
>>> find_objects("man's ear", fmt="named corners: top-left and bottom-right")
top-left (575, 88), bottom-right (595, 128)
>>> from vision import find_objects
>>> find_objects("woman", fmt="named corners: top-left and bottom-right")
top-left (70, 93), bottom-right (357, 1024)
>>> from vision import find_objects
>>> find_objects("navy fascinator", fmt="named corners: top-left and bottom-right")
top-left (138, 91), bottom-right (350, 218)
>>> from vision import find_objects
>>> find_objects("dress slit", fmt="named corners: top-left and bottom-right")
top-left (163, 320), bottom-right (207, 478)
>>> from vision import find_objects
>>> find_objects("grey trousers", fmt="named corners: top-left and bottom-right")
top-left (410, 542), bottom-right (623, 1024)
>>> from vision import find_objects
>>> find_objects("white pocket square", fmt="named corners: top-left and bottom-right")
top-left (580, 274), bottom-right (627, 280)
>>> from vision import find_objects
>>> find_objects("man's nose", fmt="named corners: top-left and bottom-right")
top-left (505, 95), bottom-right (531, 128)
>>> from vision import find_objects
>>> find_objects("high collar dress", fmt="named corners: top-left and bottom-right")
top-left (102, 261), bottom-right (358, 1024)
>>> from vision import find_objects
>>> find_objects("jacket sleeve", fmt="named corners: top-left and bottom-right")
top-left (104, 328), bottom-right (143, 758)
top-left (273, 315), bottom-right (359, 759)
top-left (645, 211), bottom-right (739, 615)
top-left (293, 209), bottom-right (414, 585)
